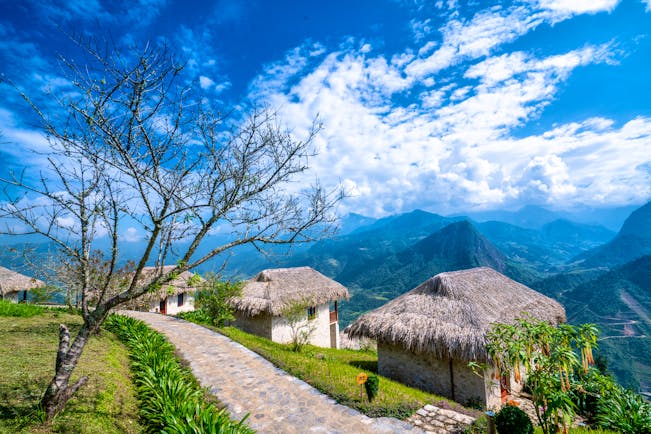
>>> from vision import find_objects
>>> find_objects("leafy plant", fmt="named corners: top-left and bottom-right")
top-left (595, 387), bottom-right (651, 434)
top-left (177, 309), bottom-right (213, 324)
top-left (364, 375), bottom-right (379, 402)
top-left (495, 404), bottom-right (533, 434)
top-left (29, 284), bottom-right (58, 304)
top-left (282, 301), bottom-right (317, 352)
top-left (195, 277), bottom-right (243, 327)
top-left (464, 414), bottom-right (488, 434)
top-left (105, 314), bottom-right (253, 434)
top-left (570, 368), bottom-right (618, 424)
top-left (486, 317), bottom-right (600, 434)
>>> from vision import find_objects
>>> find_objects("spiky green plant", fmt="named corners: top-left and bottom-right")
top-left (595, 388), bottom-right (651, 434)
top-left (105, 314), bottom-right (253, 434)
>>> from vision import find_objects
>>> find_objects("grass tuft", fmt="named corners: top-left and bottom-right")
top-left (0, 299), bottom-right (45, 317)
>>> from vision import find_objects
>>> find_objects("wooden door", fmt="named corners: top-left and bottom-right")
top-left (160, 298), bottom-right (167, 315)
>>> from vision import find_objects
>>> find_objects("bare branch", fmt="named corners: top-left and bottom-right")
top-left (0, 38), bottom-right (342, 418)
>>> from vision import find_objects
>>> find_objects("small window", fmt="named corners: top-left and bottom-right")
top-left (307, 306), bottom-right (317, 320)
top-left (177, 293), bottom-right (184, 307)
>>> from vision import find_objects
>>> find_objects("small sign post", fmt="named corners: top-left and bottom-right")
top-left (356, 372), bottom-right (368, 402)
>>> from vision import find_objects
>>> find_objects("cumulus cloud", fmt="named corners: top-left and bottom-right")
top-left (3, 0), bottom-right (647, 219)
top-left (199, 75), bottom-right (215, 89)
top-left (537, 0), bottom-right (620, 15)
top-left (245, 2), bottom-right (648, 216)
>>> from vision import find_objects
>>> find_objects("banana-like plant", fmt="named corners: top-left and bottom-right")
top-left (485, 317), bottom-right (598, 434)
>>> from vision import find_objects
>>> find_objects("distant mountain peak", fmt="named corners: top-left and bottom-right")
top-left (618, 201), bottom-right (651, 238)
top-left (571, 201), bottom-right (651, 268)
top-left (407, 220), bottom-right (507, 272)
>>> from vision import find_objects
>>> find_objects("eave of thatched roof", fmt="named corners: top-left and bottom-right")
top-left (230, 266), bottom-right (349, 317)
top-left (345, 267), bottom-right (566, 362)
top-left (139, 266), bottom-right (203, 297)
top-left (0, 265), bottom-right (45, 297)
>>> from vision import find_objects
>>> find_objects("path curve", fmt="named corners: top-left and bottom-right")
top-left (119, 311), bottom-right (422, 434)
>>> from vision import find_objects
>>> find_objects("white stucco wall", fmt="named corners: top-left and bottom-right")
top-left (269, 303), bottom-right (333, 348)
top-left (234, 303), bottom-right (338, 348)
top-left (330, 321), bottom-right (340, 349)
top-left (149, 292), bottom-right (195, 315)
top-left (378, 342), bottom-right (493, 407)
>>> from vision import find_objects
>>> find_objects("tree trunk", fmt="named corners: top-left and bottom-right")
top-left (40, 323), bottom-right (90, 419)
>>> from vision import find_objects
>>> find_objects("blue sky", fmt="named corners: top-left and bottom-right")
top-left (1, 0), bottom-right (650, 218)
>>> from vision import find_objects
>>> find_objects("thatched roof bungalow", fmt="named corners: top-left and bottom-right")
top-left (346, 267), bottom-right (566, 408)
top-left (125, 266), bottom-right (203, 315)
top-left (231, 266), bottom-right (349, 348)
top-left (0, 266), bottom-right (45, 302)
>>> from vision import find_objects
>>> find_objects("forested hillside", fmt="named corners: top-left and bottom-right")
top-left (2, 203), bottom-right (649, 393)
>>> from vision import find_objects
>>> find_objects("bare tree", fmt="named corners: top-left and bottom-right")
top-left (0, 41), bottom-right (341, 419)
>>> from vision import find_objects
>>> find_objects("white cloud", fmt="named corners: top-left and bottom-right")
top-left (122, 227), bottom-right (142, 243)
top-left (517, 154), bottom-right (576, 203)
top-left (405, 5), bottom-right (548, 79)
top-left (199, 75), bottom-right (215, 90)
top-left (214, 81), bottom-right (232, 94)
top-left (3, 0), bottom-right (646, 219)
top-left (245, 1), bottom-right (648, 216)
top-left (537, 0), bottom-right (620, 15)
top-left (643, 0), bottom-right (651, 11)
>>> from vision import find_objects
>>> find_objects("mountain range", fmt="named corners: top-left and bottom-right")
top-left (216, 201), bottom-right (651, 393)
top-left (1, 201), bottom-right (649, 393)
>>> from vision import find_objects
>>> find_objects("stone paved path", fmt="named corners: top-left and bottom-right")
top-left (120, 311), bottom-right (423, 434)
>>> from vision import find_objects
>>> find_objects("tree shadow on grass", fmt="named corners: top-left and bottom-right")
top-left (0, 377), bottom-right (47, 429)
top-left (349, 360), bottom-right (378, 373)
top-left (0, 400), bottom-right (43, 430)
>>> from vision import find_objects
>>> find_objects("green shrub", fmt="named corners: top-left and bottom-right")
top-left (465, 414), bottom-right (488, 434)
top-left (195, 277), bottom-right (242, 327)
top-left (595, 387), bottom-right (651, 434)
top-left (364, 375), bottom-right (379, 402)
top-left (495, 405), bottom-right (533, 434)
top-left (0, 299), bottom-right (44, 317)
top-left (177, 309), bottom-right (212, 324)
top-left (105, 314), bottom-right (253, 434)
top-left (571, 369), bottom-right (618, 424)
top-left (487, 319), bottom-right (599, 434)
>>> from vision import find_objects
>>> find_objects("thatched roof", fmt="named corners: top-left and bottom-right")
top-left (231, 266), bottom-right (349, 316)
top-left (346, 267), bottom-right (566, 362)
top-left (0, 265), bottom-right (45, 297)
top-left (139, 266), bottom-right (203, 297)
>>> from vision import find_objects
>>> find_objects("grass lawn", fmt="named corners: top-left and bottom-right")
top-left (192, 320), bottom-right (479, 420)
top-left (0, 305), bottom-right (142, 433)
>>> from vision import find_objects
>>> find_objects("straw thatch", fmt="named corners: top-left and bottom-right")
top-left (231, 266), bottom-right (349, 317)
top-left (0, 265), bottom-right (45, 298)
top-left (346, 267), bottom-right (566, 362)
top-left (138, 266), bottom-right (203, 296)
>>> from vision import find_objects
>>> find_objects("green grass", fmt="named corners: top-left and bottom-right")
top-left (184, 317), bottom-right (477, 420)
top-left (0, 308), bottom-right (142, 433)
top-left (0, 300), bottom-right (45, 317)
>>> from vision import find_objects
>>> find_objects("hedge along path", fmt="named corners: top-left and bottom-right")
top-left (119, 311), bottom-right (423, 434)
